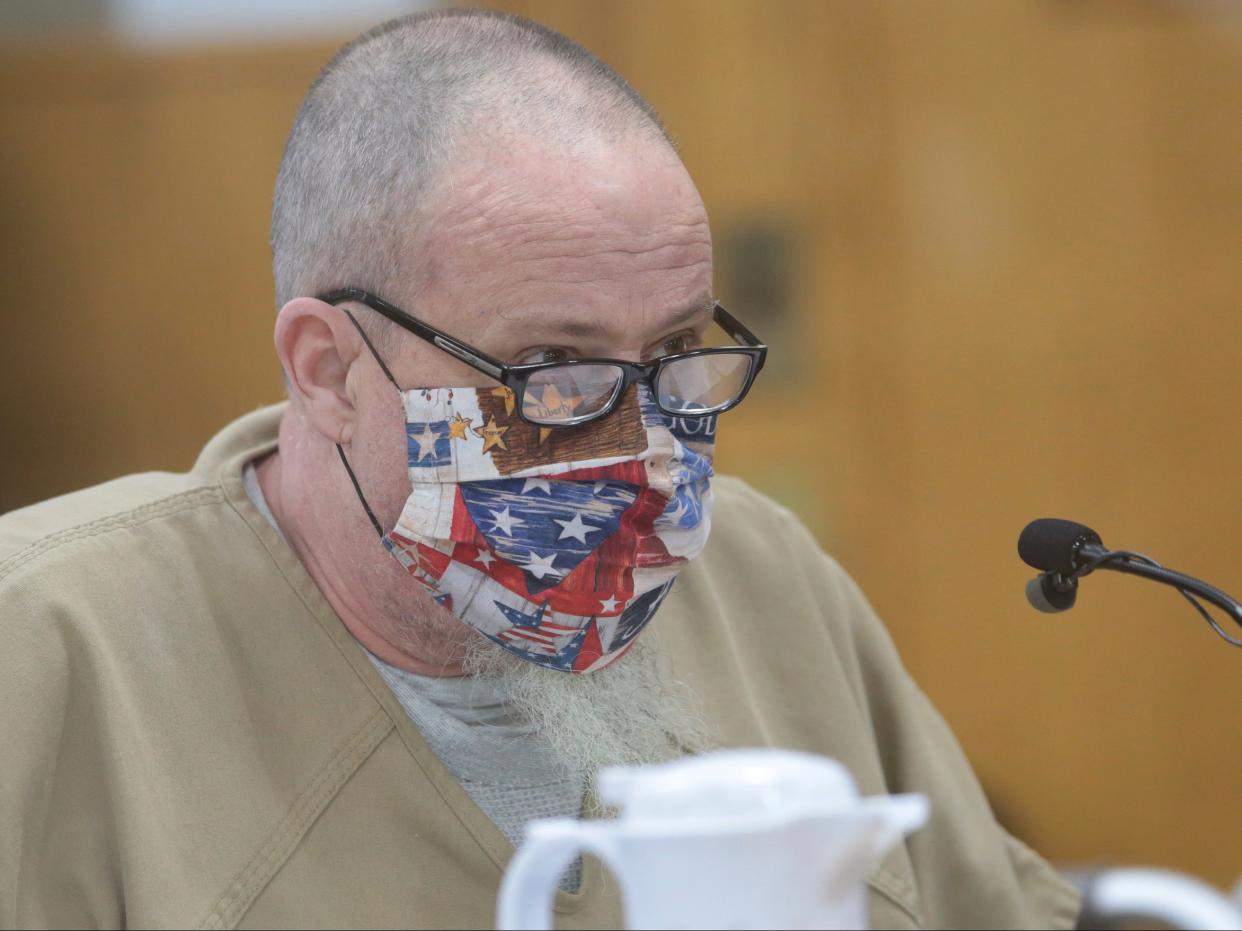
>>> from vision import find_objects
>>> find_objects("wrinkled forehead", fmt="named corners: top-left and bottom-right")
top-left (401, 135), bottom-right (714, 346)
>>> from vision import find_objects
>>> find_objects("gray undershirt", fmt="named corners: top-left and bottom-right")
top-left (242, 462), bottom-right (585, 890)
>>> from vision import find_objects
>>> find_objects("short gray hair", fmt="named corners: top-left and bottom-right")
top-left (270, 8), bottom-right (673, 314)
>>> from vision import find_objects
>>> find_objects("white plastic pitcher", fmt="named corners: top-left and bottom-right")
top-left (496, 749), bottom-right (929, 930)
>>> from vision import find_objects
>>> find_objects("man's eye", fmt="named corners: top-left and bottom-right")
top-left (517, 346), bottom-right (571, 365)
top-left (656, 333), bottom-right (698, 357)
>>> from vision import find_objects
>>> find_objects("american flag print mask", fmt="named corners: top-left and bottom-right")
top-left (375, 383), bottom-right (714, 674)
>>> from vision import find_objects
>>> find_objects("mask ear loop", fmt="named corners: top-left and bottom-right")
top-left (336, 308), bottom-right (401, 540)
top-left (341, 308), bottom-right (400, 387)
top-left (336, 446), bottom-right (385, 539)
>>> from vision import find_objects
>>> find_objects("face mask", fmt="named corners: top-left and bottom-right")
top-left (340, 382), bottom-right (715, 673)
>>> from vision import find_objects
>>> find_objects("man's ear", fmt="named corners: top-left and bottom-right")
top-left (274, 298), bottom-right (364, 444)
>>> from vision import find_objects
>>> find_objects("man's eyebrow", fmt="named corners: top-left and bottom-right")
top-left (522, 315), bottom-right (611, 340)
top-left (495, 295), bottom-right (716, 340)
top-left (654, 295), bottom-right (716, 330)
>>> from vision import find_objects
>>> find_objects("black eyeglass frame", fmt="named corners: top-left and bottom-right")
top-left (319, 287), bottom-right (767, 428)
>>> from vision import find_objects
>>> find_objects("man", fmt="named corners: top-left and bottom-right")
top-left (0, 9), bottom-right (1079, 929)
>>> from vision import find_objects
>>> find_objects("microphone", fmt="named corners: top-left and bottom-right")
top-left (1018, 519), bottom-right (1105, 577)
top-left (1017, 518), bottom-right (1242, 648)
top-left (1018, 519), bottom-right (1107, 614)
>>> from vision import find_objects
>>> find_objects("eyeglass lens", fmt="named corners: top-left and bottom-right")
top-left (656, 353), bottom-right (754, 414)
top-left (520, 352), bottom-right (754, 424)
top-left (521, 364), bottom-right (626, 424)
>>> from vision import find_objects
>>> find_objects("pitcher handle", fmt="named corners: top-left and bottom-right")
top-left (496, 820), bottom-right (622, 931)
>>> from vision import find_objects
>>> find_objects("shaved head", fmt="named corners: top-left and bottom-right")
top-left (271, 8), bottom-right (675, 315)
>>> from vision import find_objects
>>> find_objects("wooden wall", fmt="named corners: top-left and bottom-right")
top-left (3, 1), bottom-right (1242, 886)
top-left (0, 42), bottom-right (332, 510)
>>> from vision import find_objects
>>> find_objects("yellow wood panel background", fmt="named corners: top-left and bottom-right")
top-left (3, 1), bottom-right (1242, 885)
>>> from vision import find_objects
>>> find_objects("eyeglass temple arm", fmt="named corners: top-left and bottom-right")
top-left (319, 288), bottom-right (507, 381)
top-left (714, 303), bottom-right (768, 372)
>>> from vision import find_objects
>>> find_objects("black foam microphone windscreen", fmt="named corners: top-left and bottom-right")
top-left (1018, 518), bottom-right (1103, 575)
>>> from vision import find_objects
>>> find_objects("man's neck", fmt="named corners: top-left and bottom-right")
top-left (255, 420), bottom-right (470, 677)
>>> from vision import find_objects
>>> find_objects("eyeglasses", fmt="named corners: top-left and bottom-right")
top-left (319, 288), bottom-right (767, 428)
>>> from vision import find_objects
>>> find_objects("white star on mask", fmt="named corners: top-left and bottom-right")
top-left (521, 477), bottom-right (553, 495)
top-left (488, 507), bottom-right (525, 536)
top-left (554, 513), bottom-right (598, 544)
top-left (599, 596), bottom-right (621, 613)
top-left (522, 551), bottom-right (560, 580)
top-left (472, 548), bottom-right (495, 569)
top-left (412, 424), bottom-right (441, 461)
top-left (665, 496), bottom-right (690, 525)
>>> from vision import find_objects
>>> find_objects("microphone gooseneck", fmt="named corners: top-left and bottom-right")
top-left (1017, 518), bottom-right (1242, 649)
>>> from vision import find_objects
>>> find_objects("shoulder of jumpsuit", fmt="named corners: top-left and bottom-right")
top-left (0, 403), bottom-right (399, 929)
top-left (663, 473), bottom-right (879, 661)
top-left (0, 400), bottom-right (377, 735)
top-left (0, 404), bottom-right (287, 564)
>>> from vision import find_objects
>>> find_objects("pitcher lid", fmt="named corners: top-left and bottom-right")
top-left (598, 749), bottom-right (862, 823)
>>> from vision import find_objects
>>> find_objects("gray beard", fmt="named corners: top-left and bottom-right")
top-left (461, 632), bottom-right (714, 801)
